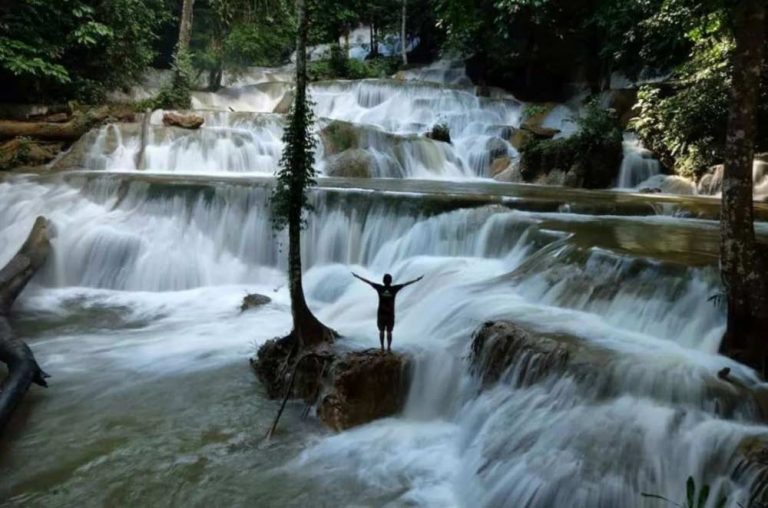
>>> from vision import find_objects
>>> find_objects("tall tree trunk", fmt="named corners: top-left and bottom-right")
top-left (289, 0), bottom-right (336, 348)
top-left (178, 0), bottom-right (196, 52)
top-left (719, 0), bottom-right (768, 374)
top-left (401, 0), bottom-right (408, 65)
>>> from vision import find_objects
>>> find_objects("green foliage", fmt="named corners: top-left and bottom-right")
top-left (641, 476), bottom-right (729, 508)
top-left (520, 100), bottom-right (623, 188)
top-left (630, 31), bottom-right (742, 178)
top-left (6, 137), bottom-right (32, 169)
top-left (144, 49), bottom-right (195, 110)
top-left (0, 0), bottom-right (169, 102)
top-left (426, 123), bottom-right (451, 144)
top-left (577, 99), bottom-right (623, 147)
top-left (271, 85), bottom-right (317, 231)
top-left (522, 103), bottom-right (550, 122)
top-left (309, 53), bottom-right (401, 81)
top-left (191, 0), bottom-right (295, 88)
top-left (321, 121), bottom-right (359, 154)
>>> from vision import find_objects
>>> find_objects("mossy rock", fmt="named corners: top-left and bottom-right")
top-left (325, 148), bottom-right (373, 178)
top-left (240, 293), bottom-right (271, 312)
top-left (0, 137), bottom-right (63, 171)
top-left (319, 120), bottom-right (360, 156)
top-left (519, 135), bottom-right (622, 189)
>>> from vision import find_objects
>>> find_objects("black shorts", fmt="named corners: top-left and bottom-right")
top-left (377, 312), bottom-right (395, 331)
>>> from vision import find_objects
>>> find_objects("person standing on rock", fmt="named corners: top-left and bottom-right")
top-left (352, 272), bottom-right (423, 352)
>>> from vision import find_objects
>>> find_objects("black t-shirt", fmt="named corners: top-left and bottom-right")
top-left (372, 283), bottom-right (405, 317)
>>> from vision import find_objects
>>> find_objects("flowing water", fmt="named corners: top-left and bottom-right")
top-left (2, 63), bottom-right (768, 508)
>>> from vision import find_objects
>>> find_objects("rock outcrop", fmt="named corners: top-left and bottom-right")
top-left (0, 138), bottom-right (63, 171)
top-left (519, 135), bottom-right (622, 189)
top-left (162, 111), bottom-right (204, 130)
top-left (252, 337), bottom-right (411, 431)
top-left (319, 120), bottom-right (359, 156)
top-left (317, 350), bottom-right (409, 430)
top-left (240, 293), bottom-right (271, 312)
top-left (470, 321), bottom-right (768, 420)
top-left (325, 148), bottom-right (373, 178)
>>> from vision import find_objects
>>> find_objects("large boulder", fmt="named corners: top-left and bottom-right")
top-left (471, 321), bottom-right (767, 419)
top-left (319, 120), bottom-right (359, 156)
top-left (162, 111), bottom-right (204, 130)
top-left (240, 293), bottom-right (271, 312)
top-left (317, 350), bottom-right (410, 431)
top-left (252, 338), bottom-right (411, 431)
top-left (519, 135), bottom-right (622, 189)
top-left (325, 148), bottom-right (373, 178)
top-left (273, 90), bottom-right (295, 115)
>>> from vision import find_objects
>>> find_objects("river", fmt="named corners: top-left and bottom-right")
top-left (1, 64), bottom-right (767, 507)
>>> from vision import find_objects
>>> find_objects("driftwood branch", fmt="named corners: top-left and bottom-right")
top-left (266, 351), bottom-right (333, 439)
top-left (0, 217), bottom-right (51, 433)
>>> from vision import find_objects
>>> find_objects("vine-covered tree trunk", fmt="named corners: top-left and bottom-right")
top-left (401, 0), bottom-right (408, 65)
top-left (719, 0), bottom-right (768, 374)
top-left (287, 0), bottom-right (336, 348)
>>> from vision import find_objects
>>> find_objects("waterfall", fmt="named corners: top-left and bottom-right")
top-left (4, 59), bottom-right (768, 508)
top-left (617, 133), bottom-right (661, 188)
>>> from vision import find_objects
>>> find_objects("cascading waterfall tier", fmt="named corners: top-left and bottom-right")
top-left (1, 173), bottom-right (767, 506)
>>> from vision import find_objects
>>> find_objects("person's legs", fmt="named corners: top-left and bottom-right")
top-left (387, 329), bottom-right (393, 352)
top-left (379, 328), bottom-right (385, 351)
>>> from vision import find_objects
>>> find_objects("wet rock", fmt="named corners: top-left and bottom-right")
top-left (637, 174), bottom-right (696, 195)
top-left (486, 138), bottom-right (509, 161)
top-left (252, 339), bottom-right (411, 431)
top-left (638, 187), bottom-right (663, 194)
top-left (523, 125), bottom-right (561, 138)
top-left (325, 148), bottom-right (373, 178)
top-left (240, 293), bottom-right (271, 312)
top-left (490, 156), bottom-right (512, 177)
top-left (319, 120), bottom-right (359, 156)
top-left (493, 164), bottom-right (523, 182)
top-left (473, 321), bottom-right (768, 424)
top-left (0, 137), bottom-right (62, 171)
top-left (317, 350), bottom-right (410, 431)
top-left (273, 90), bottom-right (295, 115)
top-left (509, 128), bottom-right (535, 151)
top-left (162, 111), bottom-right (204, 130)
top-left (605, 88), bottom-right (638, 128)
top-left (519, 135), bottom-right (622, 189)
top-left (733, 435), bottom-right (768, 506)
top-left (471, 321), bottom-right (573, 387)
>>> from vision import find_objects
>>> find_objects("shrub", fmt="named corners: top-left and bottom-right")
top-left (426, 123), bottom-right (451, 144)
top-left (520, 100), bottom-right (623, 188)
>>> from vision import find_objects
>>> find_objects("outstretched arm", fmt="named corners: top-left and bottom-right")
top-left (352, 272), bottom-right (378, 288)
top-left (395, 275), bottom-right (424, 291)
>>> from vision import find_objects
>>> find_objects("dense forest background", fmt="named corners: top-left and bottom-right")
top-left (0, 0), bottom-right (766, 180)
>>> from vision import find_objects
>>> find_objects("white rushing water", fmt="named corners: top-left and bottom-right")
top-left (617, 133), bottom-right (661, 189)
top-left (4, 60), bottom-right (768, 507)
top-left (1, 173), bottom-right (766, 507)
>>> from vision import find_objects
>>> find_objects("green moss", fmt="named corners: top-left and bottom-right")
top-left (320, 121), bottom-right (359, 155)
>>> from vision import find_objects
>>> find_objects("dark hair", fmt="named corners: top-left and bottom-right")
top-left (383, 274), bottom-right (392, 285)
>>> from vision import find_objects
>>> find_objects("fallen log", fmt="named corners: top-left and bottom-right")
top-left (0, 107), bottom-right (110, 142)
top-left (0, 217), bottom-right (51, 433)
